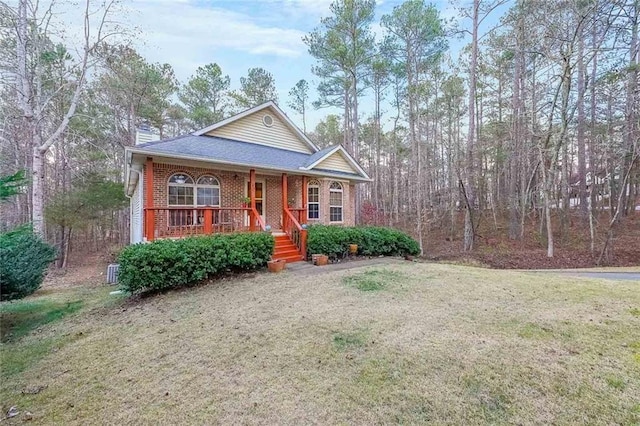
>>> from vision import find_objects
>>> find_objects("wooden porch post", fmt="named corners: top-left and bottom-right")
top-left (144, 157), bottom-right (155, 241)
top-left (300, 175), bottom-right (308, 257)
top-left (301, 176), bottom-right (308, 224)
top-left (282, 173), bottom-right (288, 211)
top-left (203, 209), bottom-right (213, 235)
top-left (249, 169), bottom-right (256, 231)
top-left (282, 173), bottom-right (288, 231)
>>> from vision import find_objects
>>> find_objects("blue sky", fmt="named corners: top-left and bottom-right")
top-left (125, 0), bottom-right (462, 129)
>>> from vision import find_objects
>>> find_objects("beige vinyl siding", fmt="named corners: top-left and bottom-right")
top-left (314, 151), bottom-right (357, 174)
top-left (205, 111), bottom-right (312, 154)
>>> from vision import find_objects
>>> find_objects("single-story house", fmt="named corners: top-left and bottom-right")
top-left (124, 101), bottom-right (371, 262)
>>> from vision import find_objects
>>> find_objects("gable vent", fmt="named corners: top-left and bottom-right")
top-left (262, 114), bottom-right (274, 127)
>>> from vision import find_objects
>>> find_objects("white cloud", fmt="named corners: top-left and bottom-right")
top-left (131, 2), bottom-right (306, 56)
top-left (279, 0), bottom-right (333, 16)
top-left (92, 0), bottom-right (317, 83)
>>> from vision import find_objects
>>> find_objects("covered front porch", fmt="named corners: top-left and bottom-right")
top-left (141, 158), bottom-right (308, 259)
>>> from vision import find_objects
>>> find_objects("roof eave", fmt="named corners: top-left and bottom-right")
top-left (127, 147), bottom-right (371, 183)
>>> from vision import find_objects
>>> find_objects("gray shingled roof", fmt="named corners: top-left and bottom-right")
top-left (134, 135), bottom-right (361, 178)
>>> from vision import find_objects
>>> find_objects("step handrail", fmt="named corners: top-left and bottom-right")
top-left (250, 206), bottom-right (266, 231)
top-left (283, 206), bottom-right (306, 258)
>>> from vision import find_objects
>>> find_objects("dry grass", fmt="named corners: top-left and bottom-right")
top-left (1, 261), bottom-right (640, 424)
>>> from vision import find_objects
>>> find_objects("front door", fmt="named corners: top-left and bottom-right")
top-left (245, 179), bottom-right (266, 225)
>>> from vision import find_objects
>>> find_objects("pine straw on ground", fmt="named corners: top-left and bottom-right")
top-left (1, 261), bottom-right (639, 424)
top-left (423, 212), bottom-right (640, 269)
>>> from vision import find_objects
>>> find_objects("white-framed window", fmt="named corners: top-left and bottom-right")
top-left (168, 173), bottom-right (194, 206)
top-left (307, 179), bottom-right (320, 220)
top-left (196, 175), bottom-right (220, 206)
top-left (329, 181), bottom-right (343, 223)
top-left (167, 173), bottom-right (222, 226)
top-left (168, 173), bottom-right (195, 226)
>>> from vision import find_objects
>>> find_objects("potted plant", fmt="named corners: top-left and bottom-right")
top-left (312, 254), bottom-right (329, 266)
top-left (267, 258), bottom-right (286, 272)
top-left (241, 196), bottom-right (251, 207)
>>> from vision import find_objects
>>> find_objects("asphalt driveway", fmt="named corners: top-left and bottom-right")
top-left (538, 271), bottom-right (640, 281)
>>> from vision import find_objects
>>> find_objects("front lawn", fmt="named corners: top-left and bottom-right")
top-left (1, 262), bottom-right (639, 424)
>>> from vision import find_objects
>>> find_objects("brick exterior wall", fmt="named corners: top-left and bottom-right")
top-left (303, 178), bottom-right (355, 226)
top-left (264, 175), bottom-right (282, 229)
top-left (347, 184), bottom-right (356, 226)
top-left (143, 161), bottom-right (357, 234)
top-left (287, 175), bottom-right (303, 208)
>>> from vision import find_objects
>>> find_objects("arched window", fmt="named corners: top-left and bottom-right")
top-left (329, 181), bottom-right (343, 223)
top-left (167, 173), bottom-right (222, 227)
top-left (307, 179), bottom-right (320, 220)
top-left (196, 175), bottom-right (220, 206)
top-left (168, 173), bottom-right (194, 206)
top-left (168, 173), bottom-right (195, 226)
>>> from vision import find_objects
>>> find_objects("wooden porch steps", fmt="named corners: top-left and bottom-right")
top-left (272, 234), bottom-right (304, 263)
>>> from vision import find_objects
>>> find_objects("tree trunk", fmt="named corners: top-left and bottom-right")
top-left (539, 147), bottom-right (554, 258)
top-left (589, 10), bottom-right (598, 249)
top-left (509, 10), bottom-right (524, 240)
top-left (352, 75), bottom-right (361, 224)
top-left (63, 228), bottom-right (72, 269)
top-left (623, 1), bottom-right (638, 216)
top-left (32, 146), bottom-right (46, 236)
top-left (577, 25), bottom-right (588, 217)
top-left (464, 0), bottom-right (479, 252)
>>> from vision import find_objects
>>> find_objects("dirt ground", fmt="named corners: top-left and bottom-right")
top-left (2, 260), bottom-right (639, 424)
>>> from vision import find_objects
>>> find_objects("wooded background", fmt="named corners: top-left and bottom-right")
top-left (1, 0), bottom-right (638, 268)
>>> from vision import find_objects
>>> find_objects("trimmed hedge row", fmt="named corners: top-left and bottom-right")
top-left (306, 225), bottom-right (420, 259)
top-left (117, 233), bottom-right (274, 293)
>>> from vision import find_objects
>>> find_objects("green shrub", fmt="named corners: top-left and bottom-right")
top-left (0, 227), bottom-right (56, 301)
top-left (306, 225), bottom-right (420, 259)
top-left (117, 232), bottom-right (274, 294)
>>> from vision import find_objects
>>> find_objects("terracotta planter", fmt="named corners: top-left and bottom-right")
top-left (267, 259), bottom-right (286, 272)
top-left (349, 244), bottom-right (358, 255)
top-left (312, 254), bottom-right (329, 266)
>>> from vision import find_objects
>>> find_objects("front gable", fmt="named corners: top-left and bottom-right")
top-left (302, 145), bottom-right (370, 180)
top-left (195, 102), bottom-right (315, 154)
top-left (313, 150), bottom-right (358, 174)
